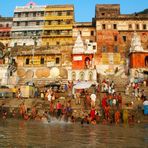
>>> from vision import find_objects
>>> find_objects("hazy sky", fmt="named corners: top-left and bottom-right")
top-left (0, 0), bottom-right (147, 22)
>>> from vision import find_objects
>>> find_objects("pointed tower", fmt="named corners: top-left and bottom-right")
top-left (130, 32), bottom-right (144, 53)
top-left (73, 32), bottom-right (85, 54)
top-left (129, 32), bottom-right (148, 80)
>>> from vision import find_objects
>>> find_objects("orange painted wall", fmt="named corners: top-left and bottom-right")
top-left (72, 54), bottom-right (93, 69)
top-left (130, 52), bottom-right (148, 68)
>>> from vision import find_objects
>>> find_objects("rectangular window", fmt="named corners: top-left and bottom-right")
top-left (18, 13), bottom-right (21, 17)
top-left (122, 36), bottom-right (126, 42)
top-left (46, 42), bottom-right (49, 47)
top-left (128, 24), bottom-right (132, 29)
top-left (143, 24), bottom-right (147, 30)
top-left (114, 46), bottom-right (118, 52)
top-left (6, 24), bottom-right (9, 27)
top-left (113, 24), bottom-right (117, 29)
top-left (41, 12), bottom-right (44, 17)
top-left (47, 21), bottom-right (50, 25)
top-left (93, 45), bottom-right (96, 50)
top-left (136, 24), bottom-right (139, 30)
top-left (17, 22), bottom-right (20, 26)
top-left (33, 12), bottom-right (36, 17)
top-left (102, 24), bottom-right (106, 29)
top-left (58, 12), bottom-right (62, 16)
top-left (26, 58), bottom-right (30, 65)
top-left (56, 57), bottom-right (60, 64)
top-left (25, 22), bottom-right (28, 26)
top-left (67, 11), bottom-right (71, 15)
top-left (56, 41), bottom-right (60, 45)
top-left (114, 36), bottom-right (118, 41)
top-left (25, 13), bottom-right (28, 17)
top-left (102, 46), bottom-right (107, 52)
top-left (40, 58), bottom-right (44, 64)
top-left (36, 21), bottom-right (40, 25)
top-left (14, 43), bottom-right (17, 47)
top-left (91, 31), bottom-right (94, 36)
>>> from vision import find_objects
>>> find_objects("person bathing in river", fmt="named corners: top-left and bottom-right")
top-left (114, 110), bottom-right (121, 124)
top-left (56, 101), bottom-right (62, 119)
top-left (90, 107), bottom-right (96, 121)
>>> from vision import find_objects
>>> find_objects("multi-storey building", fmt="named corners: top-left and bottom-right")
top-left (10, 2), bottom-right (74, 86)
top-left (11, 2), bottom-right (74, 47)
top-left (0, 17), bottom-right (12, 85)
top-left (10, 2), bottom-right (45, 47)
top-left (94, 4), bottom-right (148, 76)
top-left (0, 17), bottom-right (12, 47)
top-left (73, 22), bottom-right (96, 43)
top-left (3, 3), bottom-right (148, 86)
top-left (42, 5), bottom-right (74, 46)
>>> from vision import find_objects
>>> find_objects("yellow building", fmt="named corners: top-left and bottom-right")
top-left (42, 5), bottom-right (74, 46)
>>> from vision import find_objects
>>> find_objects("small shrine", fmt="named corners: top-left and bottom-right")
top-left (129, 32), bottom-right (148, 79)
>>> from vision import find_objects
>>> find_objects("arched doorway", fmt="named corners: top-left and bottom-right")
top-left (88, 71), bottom-right (93, 81)
top-left (145, 56), bottom-right (148, 67)
top-left (85, 57), bottom-right (91, 68)
top-left (79, 72), bottom-right (85, 81)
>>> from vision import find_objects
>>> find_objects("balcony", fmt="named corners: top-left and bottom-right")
top-left (11, 26), bottom-right (43, 31)
top-left (43, 24), bottom-right (72, 30)
top-left (45, 6), bottom-right (73, 11)
top-left (44, 15), bottom-right (73, 20)
top-left (14, 6), bottom-right (46, 12)
top-left (13, 16), bottom-right (44, 21)
top-left (42, 33), bottom-right (72, 37)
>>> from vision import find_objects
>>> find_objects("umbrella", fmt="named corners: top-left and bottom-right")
top-left (73, 81), bottom-right (92, 89)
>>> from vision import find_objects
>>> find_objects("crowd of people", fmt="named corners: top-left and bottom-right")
top-left (0, 78), bottom-right (147, 125)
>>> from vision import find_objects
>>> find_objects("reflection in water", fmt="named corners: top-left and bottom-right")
top-left (0, 119), bottom-right (147, 147)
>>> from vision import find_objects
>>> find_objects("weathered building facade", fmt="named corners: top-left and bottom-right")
top-left (0, 17), bottom-right (12, 47)
top-left (11, 2), bottom-right (45, 47)
top-left (1, 3), bottom-right (148, 86)
top-left (129, 32), bottom-right (148, 80)
top-left (94, 4), bottom-right (148, 76)
top-left (42, 5), bottom-right (74, 46)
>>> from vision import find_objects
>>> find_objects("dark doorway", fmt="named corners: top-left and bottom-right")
top-left (145, 56), bottom-right (148, 66)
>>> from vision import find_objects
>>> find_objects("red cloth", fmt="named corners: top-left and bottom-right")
top-left (90, 109), bottom-right (95, 120)
top-left (56, 102), bottom-right (62, 110)
top-left (102, 97), bottom-right (107, 109)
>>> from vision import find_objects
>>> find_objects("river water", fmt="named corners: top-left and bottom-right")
top-left (0, 119), bottom-right (147, 148)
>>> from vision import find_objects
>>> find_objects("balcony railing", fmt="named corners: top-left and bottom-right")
top-left (11, 26), bottom-right (43, 31)
top-left (44, 15), bottom-right (73, 20)
top-left (13, 17), bottom-right (44, 21)
top-left (43, 24), bottom-right (72, 30)
top-left (14, 6), bottom-right (46, 12)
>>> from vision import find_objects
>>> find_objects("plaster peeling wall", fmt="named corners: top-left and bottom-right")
top-left (96, 64), bottom-right (125, 76)
top-left (0, 66), bottom-right (8, 85)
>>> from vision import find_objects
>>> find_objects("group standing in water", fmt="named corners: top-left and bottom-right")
top-left (0, 78), bottom-right (147, 125)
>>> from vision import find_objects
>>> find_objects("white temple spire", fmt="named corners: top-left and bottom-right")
top-left (73, 32), bottom-right (85, 54)
top-left (130, 32), bottom-right (144, 53)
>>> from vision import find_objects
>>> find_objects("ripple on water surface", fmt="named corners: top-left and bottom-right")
top-left (0, 119), bottom-right (147, 147)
